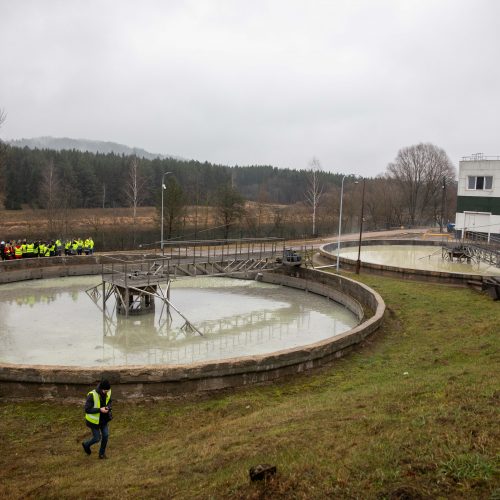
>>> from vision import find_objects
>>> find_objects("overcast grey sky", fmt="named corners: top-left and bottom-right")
top-left (1, 0), bottom-right (499, 177)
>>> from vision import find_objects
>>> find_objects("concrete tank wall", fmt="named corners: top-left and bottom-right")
top-left (0, 258), bottom-right (385, 400)
top-left (320, 239), bottom-right (478, 285)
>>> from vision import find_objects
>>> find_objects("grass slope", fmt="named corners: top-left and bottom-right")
top-left (1, 274), bottom-right (499, 499)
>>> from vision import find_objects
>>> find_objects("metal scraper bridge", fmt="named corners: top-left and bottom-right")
top-left (85, 238), bottom-right (286, 333)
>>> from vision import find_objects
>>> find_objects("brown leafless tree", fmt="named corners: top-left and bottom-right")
top-left (255, 184), bottom-right (271, 236)
top-left (124, 157), bottom-right (150, 217)
top-left (39, 160), bottom-right (63, 236)
top-left (124, 156), bottom-right (150, 245)
top-left (157, 176), bottom-right (187, 241)
top-left (386, 143), bottom-right (456, 227)
top-left (364, 177), bottom-right (402, 230)
top-left (0, 108), bottom-right (6, 209)
top-left (304, 157), bottom-right (324, 236)
top-left (214, 184), bottom-right (245, 239)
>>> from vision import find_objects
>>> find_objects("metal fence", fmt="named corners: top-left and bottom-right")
top-left (153, 238), bottom-right (285, 266)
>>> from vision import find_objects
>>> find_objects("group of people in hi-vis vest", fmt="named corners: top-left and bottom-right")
top-left (63, 237), bottom-right (95, 256)
top-left (0, 237), bottom-right (95, 260)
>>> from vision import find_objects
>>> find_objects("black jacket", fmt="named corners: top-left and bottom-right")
top-left (84, 382), bottom-right (113, 429)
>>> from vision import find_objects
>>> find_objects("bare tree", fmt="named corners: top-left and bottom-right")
top-left (386, 143), bottom-right (456, 227)
top-left (82, 214), bottom-right (105, 249)
top-left (364, 177), bottom-right (400, 230)
top-left (124, 156), bottom-right (150, 218)
top-left (255, 184), bottom-right (270, 236)
top-left (304, 157), bottom-right (324, 236)
top-left (0, 108), bottom-right (6, 208)
top-left (214, 184), bottom-right (245, 239)
top-left (123, 156), bottom-right (150, 245)
top-left (160, 176), bottom-right (186, 240)
top-left (271, 206), bottom-right (288, 237)
top-left (39, 159), bottom-right (62, 236)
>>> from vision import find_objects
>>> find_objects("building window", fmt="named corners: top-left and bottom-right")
top-left (468, 176), bottom-right (493, 190)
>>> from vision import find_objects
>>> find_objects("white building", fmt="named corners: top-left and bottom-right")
top-left (455, 154), bottom-right (500, 241)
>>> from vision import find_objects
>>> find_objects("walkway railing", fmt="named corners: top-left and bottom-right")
top-left (147, 238), bottom-right (285, 267)
top-left (461, 154), bottom-right (500, 161)
top-left (445, 231), bottom-right (500, 268)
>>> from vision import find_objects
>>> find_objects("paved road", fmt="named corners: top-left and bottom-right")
top-left (289, 227), bottom-right (432, 250)
top-left (105, 227), bottom-right (438, 261)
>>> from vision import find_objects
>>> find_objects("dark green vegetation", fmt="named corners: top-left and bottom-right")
top-left (0, 142), bottom-right (459, 241)
top-left (2, 145), bottom-right (344, 210)
top-left (1, 275), bottom-right (498, 499)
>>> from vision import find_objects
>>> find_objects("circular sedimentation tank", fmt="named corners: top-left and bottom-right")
top-left (0, 275), bottom-right (358, 367)
top-left (0, 257), bottom-right (385, 399)
top-left (320, 239), bottom-right (500, 282)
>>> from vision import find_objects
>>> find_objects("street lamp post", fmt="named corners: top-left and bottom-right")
top-left (337, 177), bottom-right (358, 272)
top-left (355, 178), bottom-right (366, 274)
top-left (161, 171), bottom-right (172, 252)
top-left (440, 176), bottom-right (446, 233)
top-left (336, 176), bottom-right (347, 272)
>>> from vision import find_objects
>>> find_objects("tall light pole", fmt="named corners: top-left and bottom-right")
top-left (161, 171), bottom-right (172, 252)
top-left (355, 178), bottom-right (366, 274)
top-left (337, 177), bottom-right (358, 272)
top-left (440, 176), bottom-right (446, 233)
top-left (336, 176), bottom-right (346, 272)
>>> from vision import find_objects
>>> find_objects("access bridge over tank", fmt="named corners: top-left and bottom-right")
top-left (86, 238), bottom-right (285, 322)
top-left (444, 233), bottom-right (500, 268)
top-left (144, 237), bottom-right (286, 278)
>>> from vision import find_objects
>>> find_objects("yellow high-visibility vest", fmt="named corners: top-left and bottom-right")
top-left (85, 389), bottom-right (111, 425)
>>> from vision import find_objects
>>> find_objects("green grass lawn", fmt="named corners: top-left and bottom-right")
top-left (1, 274), bottom-right (499, 499)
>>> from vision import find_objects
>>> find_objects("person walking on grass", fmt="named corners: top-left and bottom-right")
top-left (82, 379), bottom-right (113, 459)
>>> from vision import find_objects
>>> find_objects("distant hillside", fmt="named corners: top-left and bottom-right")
top-left (7, 136), bottom-right (183, 161)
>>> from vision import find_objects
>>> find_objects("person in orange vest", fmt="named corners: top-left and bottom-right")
top-left (4, 241), bottom-right (13, 260)
top-left (14, 240), bottom-right (23, 259)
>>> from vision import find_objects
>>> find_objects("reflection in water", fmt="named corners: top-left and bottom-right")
top-left (0, 276), bottom-right (358, 367)
top-left (338, 245), bottom-right (500, 275)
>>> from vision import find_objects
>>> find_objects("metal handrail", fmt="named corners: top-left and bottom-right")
top-left (461, 154), bottom-right (500, 161)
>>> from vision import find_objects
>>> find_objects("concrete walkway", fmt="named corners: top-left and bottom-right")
top-left (290, 227), bottom-right (432, 250)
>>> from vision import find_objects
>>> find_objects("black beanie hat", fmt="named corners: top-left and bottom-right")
top-left (100, 379), bottom-right (111, 390)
